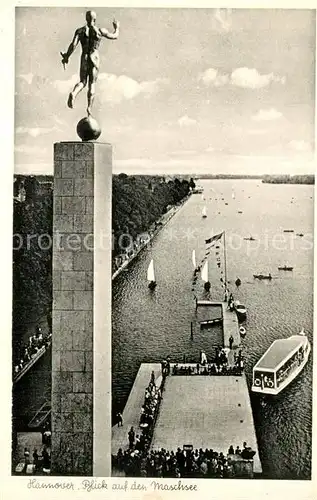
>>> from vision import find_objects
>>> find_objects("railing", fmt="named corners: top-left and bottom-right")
top-left (13, 341), bottom-right (51, 384)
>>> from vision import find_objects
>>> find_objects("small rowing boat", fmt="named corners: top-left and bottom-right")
top-left (253, 274), bottom-right (272, 280)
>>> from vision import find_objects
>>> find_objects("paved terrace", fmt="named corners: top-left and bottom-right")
top-left (112, 364), bottom-right (261, 474)
top-left (151, 374), bottom-right (261, 474)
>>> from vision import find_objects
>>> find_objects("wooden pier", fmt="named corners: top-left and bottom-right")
top-left (195, 300), bottom-right (242, 349)
top-left (222, 303), bottom-right (242, 348)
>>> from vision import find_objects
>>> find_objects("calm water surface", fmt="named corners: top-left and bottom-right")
top-left (112, 179), bottom-right (313, 479)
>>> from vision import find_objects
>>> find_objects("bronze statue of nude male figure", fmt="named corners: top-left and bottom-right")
top-left (61, 11), bottom-right (119, 116)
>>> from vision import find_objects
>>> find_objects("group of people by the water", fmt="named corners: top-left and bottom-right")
top-left (226, 291), bottom-right (235, 311)
top-left (139, 371), bottom-right (163, 428)
top-left (14, 326), bottom-right (52, 377)
top-left (113, 441), bottom-right (256, 478)
top-left (20, 445), bottom-right (51, 474)
top-left (161, 357), bottom-right (171, 376)
top-left (171, 348), bottom-right (244, 376)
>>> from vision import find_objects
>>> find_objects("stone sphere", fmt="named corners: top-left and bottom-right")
top-left (76, 116), bottom-right (101, 141)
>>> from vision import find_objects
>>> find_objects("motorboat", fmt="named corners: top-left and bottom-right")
top-left (239, 326), bottom-right (246, 337)
top-left (278, 266), bottom-right (293, 271)
top-left (238, 211), bottom-right (243, 214)
top-left (244, 236), bottom-right (256, 241)
top-left (251, 330), bottom-right (311, 395)
top-left (235, 277), bottom-right (241, 287)
top-left (253, 274), bottom-right (272, 280)
top-left (296, 233), bottom-right (304, 237)
top-left (147, 259), bottom-right (157, 290)
top-left (234, 300), bottom-right (246, 321)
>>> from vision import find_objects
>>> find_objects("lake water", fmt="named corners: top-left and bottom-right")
top-left (112, 179), bottom-right (313, 479)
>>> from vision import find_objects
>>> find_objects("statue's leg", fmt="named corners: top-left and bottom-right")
top-left (67, 81), bottom-right (86, 109)
top-left (87, 65), bottom-right (98, 116)
top-left (68, 60), bottom-right (88, 109)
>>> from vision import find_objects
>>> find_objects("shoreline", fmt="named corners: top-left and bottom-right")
top-left (112, 193), bottom-right (191, 281)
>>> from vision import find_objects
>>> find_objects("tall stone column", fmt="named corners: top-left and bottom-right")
top-left (51, 141), bottom-right (111, 476)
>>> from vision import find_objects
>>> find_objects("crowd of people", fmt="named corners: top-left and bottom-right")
top-left (113, 441), bottom-right (256, 478)
top-left (171, 348), bottom-right (244, 376)
top-left (139, 371), bottom-right (163, 428)
top-left (18, 445), bottom-right (51, 474)
top-left (14, 326), bottom-right (52, 378)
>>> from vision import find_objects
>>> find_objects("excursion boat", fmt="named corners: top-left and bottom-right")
top-left (278, 265), bottom-right (293, 271)
top-left (253, 274), bottom-right (272, 280)
top-left (251, 330), bottom-right (311, 395)
top-left (233, 300), bottom-right (246, 321)
top-left (283, 229), bottom-right (294, 233)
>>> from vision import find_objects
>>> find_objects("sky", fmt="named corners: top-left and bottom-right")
top-left (14, 7), bottom-right (316, 175)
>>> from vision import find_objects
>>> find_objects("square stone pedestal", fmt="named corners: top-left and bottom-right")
top-left (51, 142), bottom-right (111, 476)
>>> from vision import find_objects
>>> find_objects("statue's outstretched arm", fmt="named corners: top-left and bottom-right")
top-left (61, 30), bottom-right (80, 67)
top-left (100, 19), bottom-right (120, 40)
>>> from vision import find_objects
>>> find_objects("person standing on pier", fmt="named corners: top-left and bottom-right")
top-left (128, 426), bottom-right (135, 449)
top-left (229, 335), bottom-right (234, 350)
top-left (116, 411), bottom-right (123, 427)
top-left (166, 356), bottom-right (171, 375)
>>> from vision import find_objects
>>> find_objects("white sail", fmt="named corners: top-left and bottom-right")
top-left (192, 250), bottom-right (197, 269)
top-left (202, 206), bottom-right (207, 217)
top-left (147, 259), bottom-right (155, 282)
top-left (201, 261), bottom-right (209, 282)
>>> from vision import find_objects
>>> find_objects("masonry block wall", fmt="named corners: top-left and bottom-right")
top-left (51, 142), bottom-right (112, 475)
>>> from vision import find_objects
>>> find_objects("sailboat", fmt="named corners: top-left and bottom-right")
top-left (232, 190), bottom-right (235, 200)
top-left (147, 259), bottom-right (156, 290)
top-left (201, 260), bottom-right (211, 291)
top-left (202, 206), bottom-right (207, 218)
top-left (192, 249), bottom-right (200, 274)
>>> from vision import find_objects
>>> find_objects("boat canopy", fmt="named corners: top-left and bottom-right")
top-left (254, 335), bottom-right (306, 372)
